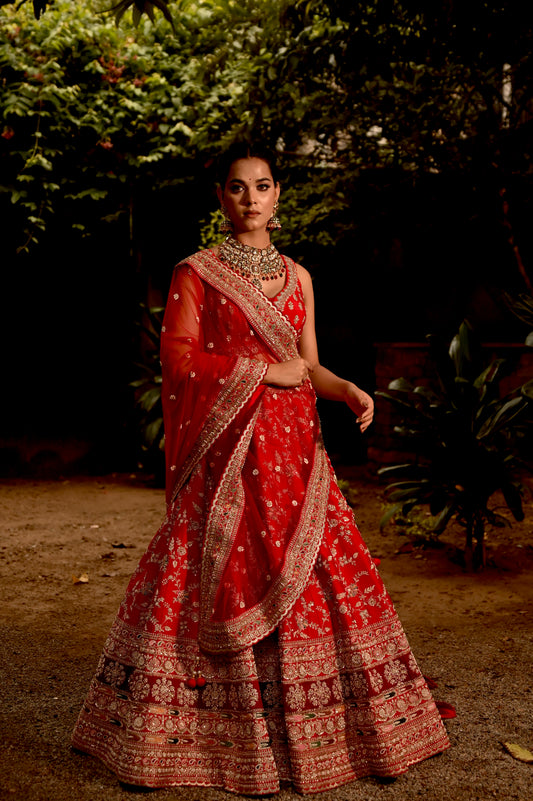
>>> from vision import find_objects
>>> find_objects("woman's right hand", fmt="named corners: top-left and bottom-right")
top-left (263, 358), bottom-right (314, 387)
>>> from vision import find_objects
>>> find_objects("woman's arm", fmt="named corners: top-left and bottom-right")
top-left (296, 265), bottom-right (374, 432)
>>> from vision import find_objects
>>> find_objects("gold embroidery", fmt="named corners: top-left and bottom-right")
top-left (73, 618), bottom-right (448, 793)
top-left (273, 256), bottom-right (297, 312)
top-left (170, 357), bottom-right (267, 504)
top-left (188, 251), bottom-right (299, 363)
top-left (198, 442), bottom-right (330, 653)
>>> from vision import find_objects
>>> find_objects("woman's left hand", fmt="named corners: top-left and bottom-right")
top-left (345, 384), bottom-right (374, 432)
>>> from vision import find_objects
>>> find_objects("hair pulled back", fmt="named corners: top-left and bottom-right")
top-left (216, 141), bottom-right (280, 187)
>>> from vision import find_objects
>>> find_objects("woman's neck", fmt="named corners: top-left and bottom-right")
top-left (233, 231), bottom-right (272, 249)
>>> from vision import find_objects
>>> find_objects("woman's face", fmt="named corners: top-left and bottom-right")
top-left (218, 157), bottom-right (280, 236)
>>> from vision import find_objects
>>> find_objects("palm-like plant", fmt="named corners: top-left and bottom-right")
top-left (378, 321), bottom-right (533, 570)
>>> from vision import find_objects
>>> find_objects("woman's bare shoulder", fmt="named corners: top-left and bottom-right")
top-left (294, 262), bottom-right (313, 290)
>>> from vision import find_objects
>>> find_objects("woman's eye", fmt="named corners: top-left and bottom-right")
top-left (229, 184), bottom-right (243, 193)
top-left (258, 184), bottom-right (270, 191)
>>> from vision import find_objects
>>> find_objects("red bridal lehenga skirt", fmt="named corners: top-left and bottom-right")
top-left (72, 444), bottom-right (450, 794)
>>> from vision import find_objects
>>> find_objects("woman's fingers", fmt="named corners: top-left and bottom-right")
top-left (265, 358), bottom-right (315, 387)
top-left (298, 358), bottom-right (313, 384)
top-left (351, 393), bottom-right (374, 431)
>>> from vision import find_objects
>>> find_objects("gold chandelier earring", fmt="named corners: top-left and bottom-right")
top-left (266, 201), bottom-right (282, 231)
top-left (220, 205), bottom-right (233, 234)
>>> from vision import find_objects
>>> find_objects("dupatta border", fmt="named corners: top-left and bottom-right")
top-left (186, 251), bottom-right (300, 363)
top-left (169, 357), bottom-right (267, 504)
top-left (274, 255), bottom-right (298, 314)
top-left (198, 437), bottom-right (330, 654)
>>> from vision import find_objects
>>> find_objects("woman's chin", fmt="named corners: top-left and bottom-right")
top-left (233, 222), bottom-right (267, 237)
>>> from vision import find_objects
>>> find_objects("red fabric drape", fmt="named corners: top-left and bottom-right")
top-left (160, 262), bottom-right (268, 505)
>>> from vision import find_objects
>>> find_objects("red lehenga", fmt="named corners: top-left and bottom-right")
top-left (72, 250), bottom-right (450, 794)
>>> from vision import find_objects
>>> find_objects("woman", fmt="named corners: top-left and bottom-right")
top-left (72, 143), bottom-right (450, 794)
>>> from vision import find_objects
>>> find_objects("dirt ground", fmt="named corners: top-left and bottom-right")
top-left (1, 471), bottom-right (532, 801)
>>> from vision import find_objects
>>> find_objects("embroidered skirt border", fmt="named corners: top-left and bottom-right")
top-left (72, 620), bottom-right (450, 795)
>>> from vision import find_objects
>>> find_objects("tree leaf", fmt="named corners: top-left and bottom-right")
top-left (521, 379), bottom-right (533, 399)
top-left (388, 486), bottom-right (428, 503)
top-left (501, 742), bottom-right (533, 763)
top-left (477, 396), bottom-right (528, 439)
top-left (413, 384), bottom-right (440, 403)
top-left (72, 573), bottom-right (89, 584)
top-left (473, 359), bottom-right (506, 389)
top-left (138, 386), bottom-right (161, 412)
top-left (378, 463), bottom-right (429, 480)
top-left (144, 416), bottom-right (163, 447)
top-left (500, 481), bottom-right (524, 522)
top-left (379, 503), bottom-right (403, 530)
top-left (431, 502), bottom-right (457, 534)
top-left (387, 377), bottom-right (414, 392)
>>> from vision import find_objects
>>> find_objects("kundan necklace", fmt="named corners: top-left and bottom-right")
top-left (218, 235), bottom-right (285, 290)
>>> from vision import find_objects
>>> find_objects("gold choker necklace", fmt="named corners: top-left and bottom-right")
top-left (218, 236), bottom-right (285, 290)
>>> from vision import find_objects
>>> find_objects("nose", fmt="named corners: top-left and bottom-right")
top-left (244, 187), bottom-right (258, 205)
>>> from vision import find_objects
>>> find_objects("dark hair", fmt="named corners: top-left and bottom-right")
top-left (216, 141), bottom-right (280, 186)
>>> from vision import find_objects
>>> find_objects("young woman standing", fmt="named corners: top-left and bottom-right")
top-left (72, 143), bottom-right (449, 794)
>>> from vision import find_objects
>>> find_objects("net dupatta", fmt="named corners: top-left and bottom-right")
top-left (160, 258), bottom-right (268, 506)
top-left (161, 251), bottom-right (330, 653)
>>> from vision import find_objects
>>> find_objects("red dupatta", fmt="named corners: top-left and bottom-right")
top-left (161, 251), bottom-right (330, 653)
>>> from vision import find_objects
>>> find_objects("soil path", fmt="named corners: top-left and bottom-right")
top-left (1, 474), bottom-right (532, 801)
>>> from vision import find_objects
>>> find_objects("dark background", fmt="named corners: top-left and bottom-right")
top-left (1, 166), bottom-right (529, 476)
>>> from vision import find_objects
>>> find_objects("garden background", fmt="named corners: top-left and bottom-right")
top-left (1, 0), bottom-right (532, 478)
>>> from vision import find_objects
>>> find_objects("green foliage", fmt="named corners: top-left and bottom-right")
top-left (2, 0), bottom-right (532, 478)
top-left (130, 304), bottom-right (165, 475)
top-left (109, 0), bottom-right (175, 30)
top-left (377, 321), bottom-right (532, 570)
top-left (381, 506), bottom-right (450, 548)
top-left (0, 0), bottom-right (295, 250)
top-left (2, 1), bottom-right (533, 266)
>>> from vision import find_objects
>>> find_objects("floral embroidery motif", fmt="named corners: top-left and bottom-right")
top-left (384, 659), bottom-right (409, 687)
top-left (285, 684), bottom-right (307, 711)
top-left (340, 674), bottom-right (352, 699)
top-left (331, 677), bottom-right (343, 701)
top-left (368, 669), bottom-right (384, 693)
top-left (202, 682), bottom-right (227, 710)
top-left (238, 683), bottom-right (259, 709)
top-left (349, 671), bottom-right (368, 698)
top-left (103, 661), bottom-right (126, 688)
top-left (262, 681), bottom-right (283, 707)
top-left (308, 681), bottom-right (331, 708)
top-left (228, 685), bottom-right (239, 709)
top-left (175, 683), bottom-right (197, 707)
top-left (152, 677), bottom-right (175, 704)
top-left (128, 671), bottom-right (150, 700)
